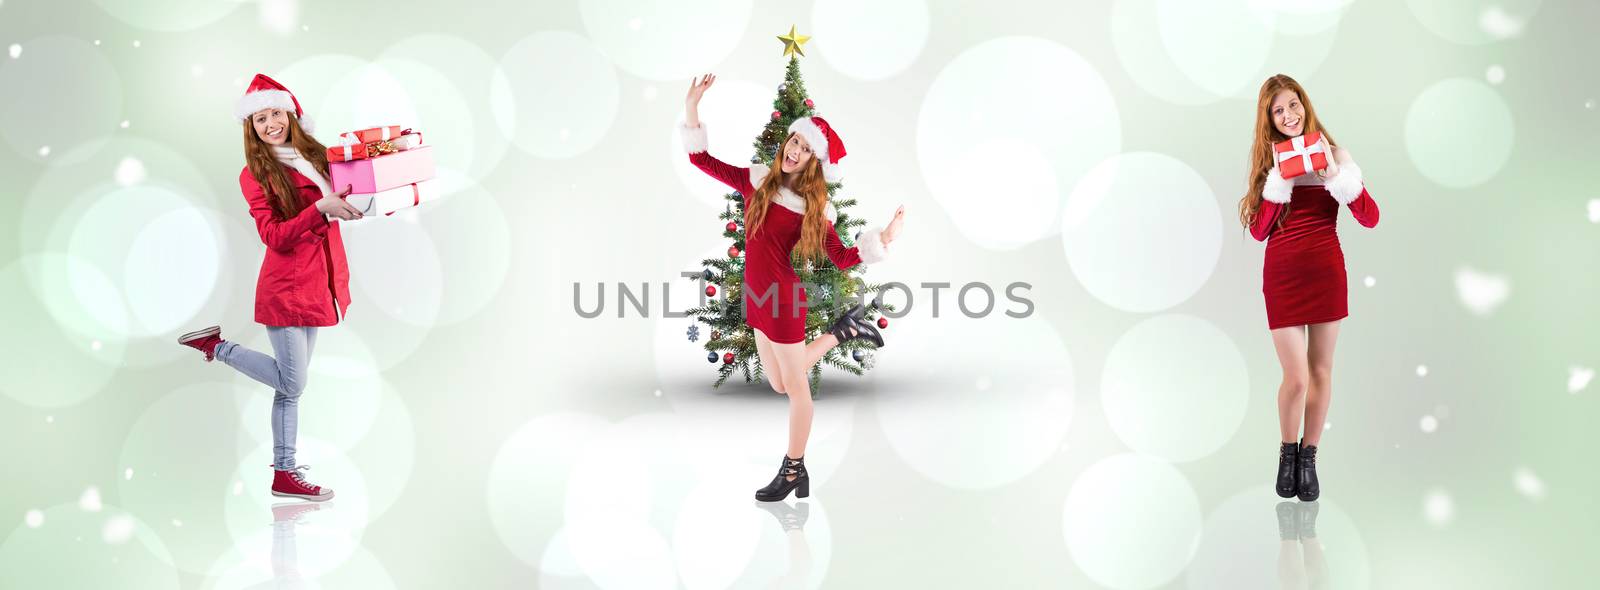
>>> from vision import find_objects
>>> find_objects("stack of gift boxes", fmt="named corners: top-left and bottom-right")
top-left (327, 125), bottom-right (439, 218)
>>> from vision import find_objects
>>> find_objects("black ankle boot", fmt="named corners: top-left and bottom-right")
top-left (755, 456), bottom-right (809, 502)
top-left (827, 304), bottom-right (884, 348)
top-left (1296, 442), bottom-right (1320, 502)
top-left (1276, 441), bottom-right (1300, 498)
top-left (1275, 501), bottom-right (1298, 540)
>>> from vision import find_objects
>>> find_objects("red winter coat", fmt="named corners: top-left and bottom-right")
top-left (239, 166), bottom-right (351, 327)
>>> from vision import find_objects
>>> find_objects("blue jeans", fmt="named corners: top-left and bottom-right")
top-left (215, 326), bottom-right (318, 470)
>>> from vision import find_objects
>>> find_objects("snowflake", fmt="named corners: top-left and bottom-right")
top-left (686, 325), bottom-right (699, 342)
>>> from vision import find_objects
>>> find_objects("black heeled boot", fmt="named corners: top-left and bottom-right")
top-left (1275, 501), bottom-right (1298, 541)
top-left (827, 304), bottom-right (884, 348)
top-left (1276, 441), bottom-right (1299, 498)
top-left (1296, 442), bottom-right (1320, 502)
top-left (755, 456), bottom-right (809, 502)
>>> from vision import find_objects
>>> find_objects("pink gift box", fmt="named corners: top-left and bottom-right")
top-left (330, 145), bottom-right (435, 194)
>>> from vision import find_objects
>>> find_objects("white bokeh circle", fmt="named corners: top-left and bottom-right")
top-left (1186, 487), bottom-right (1372, 589)
top-left (1404, 0), bottom-right (1543, 45)
top-left (1061, 454), bottom-right (1201, 590)
top-left (812, 0), bottom-right (929, 81)
top-left (231, 328), bottom-right (385, 452)
top-left (0, 255), bottom-right (127, 408)
top-left (1101, 315), bottom-right (1249, 462)
top-left (918, 36), bottom-right (1121, 250)
top-left (874, 312), bottom-right (1074, 490)
top-left (578, 0), bottom-right (753, 81)
top-left (499, 31), bottom-right (620, 159)
top-left (1113, 0), bottom-right (1351, 105)
top-left (671, 470), bottom-right (834, 590)
top-left (117, 383), bottom-right (250, 574)
top-left (72, 188), bottom-right (225, 337)
top-left (487, 412), bottom-right (612, 569)
top-left (342, 175), bottom-right (511, 326)
top-left (380, 34), bottom-right (516, 179)
top-left (668, 78), bottom-right (775, 207)
top-left (1062, 152), bottom-right (1222, 313)
top-left (91, 0), bottom-right (240, 31)
top-left (203, 539), bottom-right (397, 590)
top-left (1404, 78), bottom-right (1514, 188)
top-left (0, 36), bottom-right (122, 162)
top-left (0, 503), bottom-right (180, 589)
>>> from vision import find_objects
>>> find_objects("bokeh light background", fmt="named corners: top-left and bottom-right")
top-left (1, 0), bottom-right (1594, 587)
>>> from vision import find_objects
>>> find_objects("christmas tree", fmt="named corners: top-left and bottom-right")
top-left (686, 42), bottom-right (893, 394)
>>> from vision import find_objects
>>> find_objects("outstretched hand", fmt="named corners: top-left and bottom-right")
top-left (685, 74), bottom-right (715, 127)
top-left (880, 205), bottom-right (907, 246)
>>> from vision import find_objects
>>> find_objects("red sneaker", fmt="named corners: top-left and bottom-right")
top-left (177, 326), bottom-right (223, 362)
top-left (271, 466), bottom-right (335, 502)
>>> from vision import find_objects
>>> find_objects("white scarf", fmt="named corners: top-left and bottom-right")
top-left (273, 145), bottom-right (334, 197)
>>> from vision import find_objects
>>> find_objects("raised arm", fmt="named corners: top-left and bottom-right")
top-left (1323, 148), bottom-right (1379, 228)
top-left (680, 73), bottom-right (755, 195)
top-left (1251, 166), bottom-right (1293, 241)
top-left (823, 205), bottom-right (903, 270)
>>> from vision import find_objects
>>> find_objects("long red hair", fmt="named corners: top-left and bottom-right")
top-left (746, 133), bottom-right (830, 260)
top-left (1239, 74), bottom-right (1335, 229)
top-left (242, 114), bottom-right (329, 221)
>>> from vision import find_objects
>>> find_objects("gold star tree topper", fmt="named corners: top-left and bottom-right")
top-left (777, 25), bottom-right (810, 57)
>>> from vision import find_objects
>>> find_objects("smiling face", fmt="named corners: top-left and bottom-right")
top-left (1270, 89), bottom-right (1306, 138)
top-left (251, 108), bottom-right (290, 146)
top-left (780, 132), bottom-right (815, 174)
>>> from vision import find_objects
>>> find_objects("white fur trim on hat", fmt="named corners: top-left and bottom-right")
top-left (235, 90), bottom-right (314, 133)
top-left (787, 118), bottom-right (842, 183)
top-left (856, 227), bottom-right (888, 265)
top-left (1262, 167), bottom-right (1292, 204)
top-left (1323, 162), bottom-right (1364, 205)
top-left (680, 122), bottom-right (708, 154)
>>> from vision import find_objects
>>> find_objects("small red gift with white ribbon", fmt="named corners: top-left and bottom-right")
top-left (1274, 131), bottom-right (1329, 180)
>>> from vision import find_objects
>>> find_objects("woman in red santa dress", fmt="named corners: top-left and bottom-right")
top-left (177, 74), bottom-right (364, 502)
top-left (1241, 74), bottom-right (1379, 503)
top-left (680, 74), bottom-right (907, 502)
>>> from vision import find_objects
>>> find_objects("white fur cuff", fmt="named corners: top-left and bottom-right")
top-left (857, 227), bottom-right (888, 265)
top-left (1262, 168), bottom-right (1293, 204)
top-left (1324, 162), bottom-right (1364, 205)
top-left (680, 122), bottom-right (709, 154)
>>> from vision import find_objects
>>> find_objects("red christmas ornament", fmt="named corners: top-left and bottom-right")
top-left (725, 221), bottom-right (738, 233)
top-left (771, 110), bottom-right (781, 120)
top-left (877, 317), bottom-right (888, 329)
top-left (705, 285), bottom-right (717, 297)
top-left (723, 352), bottom-right (735, 364)
top-left (804, 99), bottom-right (814, 108)
top-left (728, 246), bottom-right (741, 258)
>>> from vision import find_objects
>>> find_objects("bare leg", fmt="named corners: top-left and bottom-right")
top-left (1270, 327), bottom-right (1311, 444)
top-left (768, 338), bottom-right (814, 466)
top-left (1302, 321), bottom-right (1341, 447)
top-left (754, 330), bottom-right (786, 395)
top-left (803, 333), bottom-right (840, 367)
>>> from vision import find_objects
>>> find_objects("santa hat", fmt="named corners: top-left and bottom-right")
top-left (233, 73), bottom-right (314, 134)
top-left (787, 116), bottom-right (846, 183)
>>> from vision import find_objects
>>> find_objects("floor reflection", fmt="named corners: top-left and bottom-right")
top-left (252, 501), bottom-right (331, 590)
top-left (1276, 501), bottom-right (1328, 590)
top-left (756, 501), bottom-right (813, 590)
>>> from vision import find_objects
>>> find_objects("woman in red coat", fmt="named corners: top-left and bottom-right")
top-left (178, 74), bottom-right (364, 502)
top-left (681, 74), bottom-right (907, 502)
top-left (1241, 75), bottom-right (1379, 502)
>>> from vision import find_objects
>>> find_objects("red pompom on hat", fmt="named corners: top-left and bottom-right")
top-left (233, 73), bottom-right (314, 133)
top-left (787, 116), bottom-right (846, 182)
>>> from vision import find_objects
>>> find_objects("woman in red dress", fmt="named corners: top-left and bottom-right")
top-left (681, 74), bottom-right (907, 502)
top-left (1241, 75), bottom-right (1379, 502)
